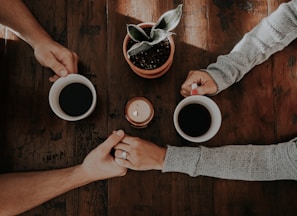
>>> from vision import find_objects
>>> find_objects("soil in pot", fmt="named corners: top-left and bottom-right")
top-left (127, 27), bottom-right (171, 70)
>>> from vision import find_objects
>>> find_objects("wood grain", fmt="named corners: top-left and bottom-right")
top-left (1, 0), bottom-right (297, 215)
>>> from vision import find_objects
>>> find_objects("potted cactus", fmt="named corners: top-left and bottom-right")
top-left (123, 4), bottom-right (183, 79)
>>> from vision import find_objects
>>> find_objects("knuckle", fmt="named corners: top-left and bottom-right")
top-left (120, 169), bottom-right (128, 176)
top-left (63, 51), bottom-right (74, 59)
top-left (134, 137), bottom-right (142, 145)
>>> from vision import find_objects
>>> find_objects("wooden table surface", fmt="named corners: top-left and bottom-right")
top-left (1, 0), bottom-right (297, 215)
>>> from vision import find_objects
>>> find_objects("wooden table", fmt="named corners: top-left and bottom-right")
top-left (1, 0), bottom-right (297, 215)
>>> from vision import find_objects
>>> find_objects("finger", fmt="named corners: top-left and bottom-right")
top-left (48, 48), bottom-right (78, 77)
top-left (57, 51), bottom-right (79, 74)
top-left (49, 74), bottom-right (60, 82)
top-left (114, 143), bottom-right (130, 152)
top-left (196, 86), bottom-right (207, 95)
top-left (181, 78), bottom-right (195, 96)
top-left (118, 168), bottom-right (128, 177)
top-left (114, 149), bottom-right (129, 160)
top-left (180, 88), bottom-right (190, 97)
top-left (191, 89), bottom-right (199, 95)
top-left (121, 135), bottom-right (139, 145)
top-left (181, 80), bottom-right (193, 93)
top-left (180, 84), bottom-right (191, 96)
top-left (47, 58), bottom-right (69, 78)
top-left (190, 83), bottom-right (199, 95)
top-left (182, 71), bottom-right (197, 86)
top-left (200, 82), bottom-right (218, 95)
top-left (192, 85), bottom-right (215, 96)
top-left (99, 130), bottom-right (125, 153)
top-left (115, 157), bottom-right (133, 169)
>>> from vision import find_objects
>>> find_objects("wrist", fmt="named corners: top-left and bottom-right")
top-left (156, 146), bottom-right (167, 170)
top-left (72, 165), bottom-right (94, 186)
top-left (24, 29), bottom-right (53, 50)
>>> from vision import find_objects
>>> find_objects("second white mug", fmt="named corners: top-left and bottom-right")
top-left (173, 95), bottom-right (221, 143)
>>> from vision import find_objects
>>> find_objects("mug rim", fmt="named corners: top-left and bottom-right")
top-left (49, 74), bottom-right (97, 121)
top-left (173, 95), bottom-right (221, 142)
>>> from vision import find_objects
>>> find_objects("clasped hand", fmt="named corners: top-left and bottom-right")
top-left (101, 71), bottom-right (218, 173)
top-left (114, 134), bottom-right (167, 171)
top-left (80, 130), bottom-right (166, 181)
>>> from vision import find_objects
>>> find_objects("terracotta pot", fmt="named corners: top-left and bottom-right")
top-left (123, 22), bottom-right (175, 79)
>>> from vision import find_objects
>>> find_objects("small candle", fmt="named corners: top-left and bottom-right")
top-left (125, 97), bottom-right (154, 127)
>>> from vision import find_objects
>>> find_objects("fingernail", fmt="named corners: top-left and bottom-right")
top-left (191, 83), bottom-right (198, 89)
top-left (191, 89), bottom-right (199, 95)
top-left (116, 130), bottom-right (124, 136)
top-left (60, 70), bottom-right (67, 77)
top-left (191, 83), bottom-right (199, 95)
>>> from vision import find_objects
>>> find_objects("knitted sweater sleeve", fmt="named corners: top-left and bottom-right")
top-left (162, 138), bottom-right (297, 181)
top-left (205, 0), bottom-right (297, 94)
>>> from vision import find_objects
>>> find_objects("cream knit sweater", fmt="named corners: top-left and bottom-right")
top-left (163, 0), bottom-right (297, 181)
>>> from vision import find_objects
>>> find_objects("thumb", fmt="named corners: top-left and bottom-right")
top-left (191, 82), bottom-right (217, 96)
top-left (191, 86), bottom-right (206, 95)
top-left (45, 56), bottom-right (69, 81)
top-left (115, 157), bottom-right (132, 169)
top-left (34, 50), bottom-right (69, 78)
top-left (50, 62), bottom-right (68, 78)
top-left (100, 130), bottom-right (125, 153)
top-left (190, 83), bottom-right (203, 95)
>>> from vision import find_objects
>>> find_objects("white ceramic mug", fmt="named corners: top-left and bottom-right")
top-left (49, 74), bottom-right (97, 121)
top-left (173, 95), bottom-right (221, 142)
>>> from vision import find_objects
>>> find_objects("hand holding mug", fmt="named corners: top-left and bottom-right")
top-left (180, 70), bottom-right (218, 97)
top-left (33, 38), bottom-right (79, 82)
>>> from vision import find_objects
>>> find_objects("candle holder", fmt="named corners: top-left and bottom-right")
top-left (125, 97), bottom-right (154, 128)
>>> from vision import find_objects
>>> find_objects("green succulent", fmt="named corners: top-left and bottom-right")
top-left (126, 4), bottom-right (183, 58)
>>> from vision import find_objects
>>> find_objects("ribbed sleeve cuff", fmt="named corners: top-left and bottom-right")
top-left (162, 145), bottom-right (201, 176)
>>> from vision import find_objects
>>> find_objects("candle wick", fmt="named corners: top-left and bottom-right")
top-left (133, 111), bottom-right (138, 116)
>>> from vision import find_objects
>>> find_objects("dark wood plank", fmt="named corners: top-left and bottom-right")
top-left (2, 0), bottom-right (297, 215)
top-left (211, 0), bottom-right (297, 215)
top-left (66, 0), bottom-right (109, 215)
top-left (209, 1), bottom-right (288, 216)
top-left (272, 12), bottom-right (297, 215)
top-left (107, 1), bottom-right (179, 215)
top-left (108, 0), bottom-right (297, 215)
top-left (1, 0), bottom-right (107, 215)
top-left (3, 1), bottom-right (72, 215)
top-left (107, 1), bottom-right (214, 216)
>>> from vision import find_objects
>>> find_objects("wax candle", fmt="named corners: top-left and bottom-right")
top-left (125, 97), bottom-right (154, 127)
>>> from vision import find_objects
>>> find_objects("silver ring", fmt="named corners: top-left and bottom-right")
top-left (121, 151), bottom-right (127, 160)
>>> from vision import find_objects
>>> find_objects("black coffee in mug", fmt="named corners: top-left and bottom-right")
top-left (59, 83), bottom-right (93, 116)
top-left (178, 103), bottom-right (211, 137)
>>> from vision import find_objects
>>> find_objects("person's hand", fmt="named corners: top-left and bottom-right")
top-left (33, 39), bottom-right (79, 82)
top-left (114, 134), bottom-right (167, 171)
top-left (80, 130), bottom-right (128, 181)
top-left (180, 70), bottom-right (218, 97)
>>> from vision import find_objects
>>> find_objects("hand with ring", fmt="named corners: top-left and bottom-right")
top-left (114, 132), bottom-right (167, 171)
top-left (121, 151), bottom-right (128, 160)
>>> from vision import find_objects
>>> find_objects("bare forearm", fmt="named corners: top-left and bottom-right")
top-left (0, 0), bottom-right (52, 48)
top-left (0, 165), bottom-right (91, 216)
